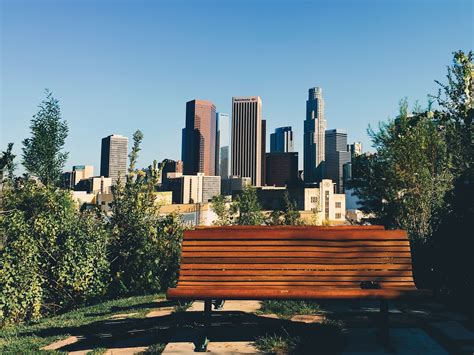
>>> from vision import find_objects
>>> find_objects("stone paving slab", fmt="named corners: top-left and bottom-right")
top-left (163, 341), bottom-right (257, 353)
top-left (41, 335), bottom-right (83, 351)
top-left (429, 320), bottom-right (474, 342)
top-left (187, 300), bottom-right (261, 313)
top-left (145, 307), bottom-right (174, 318)
top-left (342, 328), bottom-right (448, 355)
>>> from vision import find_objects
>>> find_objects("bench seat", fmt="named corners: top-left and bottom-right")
top-left (168, 287), bottom-right (431, 300)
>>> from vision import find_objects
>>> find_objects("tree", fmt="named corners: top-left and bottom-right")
top-left (108, 130), bottom-right (184, 295)
top-left (232, 185), bottom-right (265, 225)
top-left (210, 194), bottom-right (233, 226)
top-left (22, 90), bottom-right (68, 186)
top-left (349, 100), bottom-right (453, 241)
top-left (267, 191), bottom-right (302, 225)
top-left (0, 143), bottom-right (16, 181)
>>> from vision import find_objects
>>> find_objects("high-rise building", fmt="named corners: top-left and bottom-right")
top-left (100, 134), bottom-right (128, 184)
top-left (167, 173), bottom-right (221, 204)
top-left (216, 112), bottom-right (230, 179)
top-left (325, 129), bottom-right (351, 193)
top-left (231, 96), bottom-right (263, 186)
top-left (158, 159), bottom-right (183, 185)
top-left (270, 126), bottom-right (294, 153)
top-left (261, 119), bottom-right (266, 185)
top-left (304, 87), bottom-right (327, 183)
top-left (265, 152), bottom-right (299, 187)
top-left (347, 142), bottom-right (363, 157)
top-left (181, 100), bottom-right (217, 176)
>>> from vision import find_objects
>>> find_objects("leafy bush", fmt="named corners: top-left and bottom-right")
top-left (0, 180), bottom-right (109, 325)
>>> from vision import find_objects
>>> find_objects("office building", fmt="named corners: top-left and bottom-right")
top-left (347, 142), bottom-right (362, 157)
top-left (265, 152), bottom-right (299, 187)
top-left (304, 87), bottom-right (327, 183)
top-left (231, 96), bottom-right (263, 186)
top-left (167, 173), bottom-right (221, 204)
top-left (216, 112), bottom-right (230, 178)
top-left (221, 176), bottom-right (252, 195)
top-left (62, 165), bottom-right (94, 189)
top-left (100, 134), bottom-right (128, 184)
top-left (158, 159), bottom-right (183, 185)
top-left (261, 119), bottom-right (266, 185)
top-left (76, 176), bottom-right (112, 194)
top-left (181, 100), bottom-right (217, 176)
top-left (270, 126), bottom-right (294, 153)
top-left (325, 129), bottom-right (351, 193)
top-left (255, 179), bottom-right (345, 222)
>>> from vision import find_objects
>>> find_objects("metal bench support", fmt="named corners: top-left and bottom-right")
top-left (195, 300), bottom-right (212, 352)
top-left (377, 299), bottom-right (389, 346)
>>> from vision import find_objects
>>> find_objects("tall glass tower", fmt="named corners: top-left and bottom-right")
top-left (304, 87), bottom-right (327, 183)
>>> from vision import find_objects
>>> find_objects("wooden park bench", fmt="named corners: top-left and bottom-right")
top-left (167, 226), bottom-right (431, 351)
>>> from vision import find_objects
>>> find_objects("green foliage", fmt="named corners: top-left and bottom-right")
top-left (349, 100), bottom-right (453, 241)
top-left (108, 130), bottom-right (184, 295)
top-left (267, 191), bottom-right (303, 225)
top-left (210, 194), bottom-right (233, 226)
top-left (0, 143), bottom-right (16, 181)
top-left (22, 90), bottom-right (68, 186)
top-left (0, 180), bottom-right (109, 325)
top-left (232, 185), bottom-right (265, 225)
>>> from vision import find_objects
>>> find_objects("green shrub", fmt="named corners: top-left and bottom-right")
top-left (0, 180), bottom-right (109, 325)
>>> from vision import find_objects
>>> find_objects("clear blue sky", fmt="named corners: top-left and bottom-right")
top-left (1, 0), bottom-right (472, 173)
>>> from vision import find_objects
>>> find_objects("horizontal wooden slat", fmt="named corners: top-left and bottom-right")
top-left (177, 281), bottom-right (415, 287)
top-left (183, 240), bottom-right (409, 247)
top-left (184, 229), bottom-right (407, 241)
top-left (183, 246), bottom-right (411, 252)
top-left (179, 275), bottom-right (414, 282)
top-left (181, 258), bottom-right (413, 265)
top-left (167, 287), bottom-right (431, 301)
top-left (181, 260), bottom-right (412, 271)
top-left (195, 225), bottom-right (385, 230)
top-left (180, 270), bottom-right (413, 276)
top-left (181, 251), bottom-right (412, 258)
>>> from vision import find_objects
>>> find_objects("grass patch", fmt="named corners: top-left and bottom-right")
top-left (258, 300), bottom-right (322, 319)
top-left (254, 320), bottom-right (345, 354)
top-left (254, 331), bottom-right (300, 354)
top-left (87, 348), bottom-right (107, 355)
top-left (172, 301), bottom-right (193, 313)
top-left (139, 343), bottom-right (166, 354)
top-left (0, 294), bottom-right (165, 353)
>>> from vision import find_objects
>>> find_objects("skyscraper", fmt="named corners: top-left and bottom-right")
top-left (270, 126), bottom-right (294, 153)
top-left (231, 96), bottom-right (263, 186)
top-left (181, 99), bottom-right (217, 176)
top-left (304, 87), bottom-right (327, 183)
top-left (100, 134), bottom-right (128, 184)
top-left (325, 129), bottom-right (351, 193)
top-left (216, 112), bottom-right (230, 178)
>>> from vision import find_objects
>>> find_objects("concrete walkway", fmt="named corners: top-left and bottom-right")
top-left (41, 299), bottom-right (473, 354)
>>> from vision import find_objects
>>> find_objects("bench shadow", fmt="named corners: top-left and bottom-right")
top-left (30, 310), bottom-right (345, 353)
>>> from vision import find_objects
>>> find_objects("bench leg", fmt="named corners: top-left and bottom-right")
top-left (377, 299), bottom-right (389, 346)
top-left (195, 300), bottom-right (212, 352)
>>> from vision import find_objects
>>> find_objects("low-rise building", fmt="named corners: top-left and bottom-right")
top-left (255, 179), bottom-right (346, 224)
top-left (62, 165), bottom-right (94, 189)
top-left (221, 175), bottom-right (251, 195)
top-left (76, 176), bottom-right (112, 194)
top-left (166, 173), bottom-right (221, 204)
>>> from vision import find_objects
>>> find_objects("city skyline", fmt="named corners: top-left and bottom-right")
top-left (2, 1), bottom-right (472, 172)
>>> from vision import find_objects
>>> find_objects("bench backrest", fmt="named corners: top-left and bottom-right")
top-left (176, 226), bottom-right (416, 290)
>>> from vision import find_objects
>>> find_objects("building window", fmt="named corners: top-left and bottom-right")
top-left (336, 213), bottom-right (342, 219)
top-left (311, 196), bottom-right (317, 203)
top-left (335, 202), bottom-right (341, 208)
top-left (325, 191), bottom-right (329, 220)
